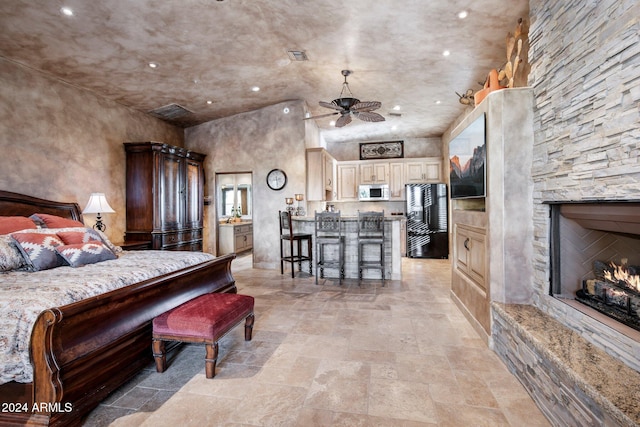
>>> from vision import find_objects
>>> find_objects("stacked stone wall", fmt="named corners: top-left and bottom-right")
top-left (527, 0), bottom-right (640, 365)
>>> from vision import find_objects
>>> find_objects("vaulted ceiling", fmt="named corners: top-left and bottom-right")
top-left (0, 0), bottom-right (529, 143)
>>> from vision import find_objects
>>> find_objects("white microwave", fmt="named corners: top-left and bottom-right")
top-left (358, 184), bottom-right (390, 201)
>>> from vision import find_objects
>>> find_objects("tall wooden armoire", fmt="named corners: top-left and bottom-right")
top-left (124, 142), bottom-right (205, 251)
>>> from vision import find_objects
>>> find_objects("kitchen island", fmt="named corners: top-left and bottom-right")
top-left (291, 215), bottom-right (403, 281)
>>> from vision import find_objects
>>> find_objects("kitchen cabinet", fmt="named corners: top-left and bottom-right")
top-left (307, 148), bottom-right (335, 201)
top-left (218, 222), bottom-right (253, 255)
top-left (405, 158), bottom-right (442, 183)
top-left (359, 162), bottom-right (389, 184)
top-left (389, 162), bottom-right (405, 200)
top-left (337, 162), bottom-right (359, 201)
top-left (124, 142), bottom-right (205, 251)
top-left (453, 223), bottom-right (486, 291)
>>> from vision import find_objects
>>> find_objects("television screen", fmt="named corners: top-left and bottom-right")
top-left (449, 113), bottom-right (486, 199)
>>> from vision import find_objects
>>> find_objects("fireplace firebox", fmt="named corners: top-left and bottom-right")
top-left (549, 202), bottom-right (640, 332)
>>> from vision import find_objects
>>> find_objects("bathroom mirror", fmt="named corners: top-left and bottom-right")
top-left (217, 173), bottom-right (252, 219)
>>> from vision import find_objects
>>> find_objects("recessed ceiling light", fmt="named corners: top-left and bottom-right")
top-left (391, 125), bottom-right (398, 131)
top-left (206, 100), bottom-right (213, 105)
top-left (458, 10), bottom-right (468, 19)
top-left (435, 100), bottom-right (441, 105)
top-left (148, 62), bottom-right (158, 69)
top-left (442, 50), bottom-right (450, 57)
top-left (329, 120), bottom-right (336, 126)
top-left (283, 107), bottom-right (290, 114)
top-left (393, 105), bottom-right (401, 111)
top-left (251, 86), bottom-right (260, 92)
top-left (60, 7), bottom-right (74, 16)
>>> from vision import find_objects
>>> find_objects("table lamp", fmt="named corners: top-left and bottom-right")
top-left (83, 193), bottom-right (115, 231)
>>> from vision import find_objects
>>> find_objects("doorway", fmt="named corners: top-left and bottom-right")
top-left (215, 172), bottom-right (253, 256)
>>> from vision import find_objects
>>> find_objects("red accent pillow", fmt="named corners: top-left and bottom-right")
top-left (55, 241), bottom-right (116, 267)
top-left (11, 232), bottom-right (65, 271)
top-left (29, 213), bottom-right (84, 229)
top-left (57, 228), bottom-right (104, 245)
top-left (0, 216), bottom-right (37, 235)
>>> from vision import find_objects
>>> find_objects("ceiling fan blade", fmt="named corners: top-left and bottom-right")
top-left (303, 112), bottom-right (339, 120)
top-left (354, 111), bottom-right (385, 122)
top-left (351, 101), bottom-right (382, 112)
top-left (319, 101), bottom-right (344, 111)
top-left (335, 113), bottom-right (352, 127)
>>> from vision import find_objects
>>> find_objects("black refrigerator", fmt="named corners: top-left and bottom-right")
top-left (405, 183), bottom-right (448, 258)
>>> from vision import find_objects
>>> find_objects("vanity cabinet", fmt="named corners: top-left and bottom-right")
top-left (359, 162), bottom-right (389, 184)
top-left (306, 148), bottom-right (335, 201)
top-left (124, 142), bottom-right (205, 251)
top-left (337, 162), bottom-right (359, 201)
top-left (218, 222), bottom-right (253, 255)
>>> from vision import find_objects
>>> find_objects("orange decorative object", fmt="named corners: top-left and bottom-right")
top-left (474, 69), bottom-right (505, 106)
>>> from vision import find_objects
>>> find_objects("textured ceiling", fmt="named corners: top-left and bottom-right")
top-left (0, 0), bottom-right (529, 143)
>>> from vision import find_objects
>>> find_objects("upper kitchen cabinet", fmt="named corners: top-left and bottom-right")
top-left (389, 162), bottom-right (405, 200)
top-left (124, 142), bottom-right (205, 251)
top-left (359, 161), bottom-right (389, 184)
top-left (404, 158), bottom-right (442, 183)
top-left (337, 162), bottom-right (359, 201)
top-left (307, 148), bottom-right (336, 201)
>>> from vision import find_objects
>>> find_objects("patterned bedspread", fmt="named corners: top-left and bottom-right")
top-left (0, 250), bottom-right (215, 384)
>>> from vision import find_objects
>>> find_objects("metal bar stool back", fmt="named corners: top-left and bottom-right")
top-left (357, 210), bottom-right (385, 283)
top-left (279, 210), bottom-right (313, 278)
top-left (314, 211), bottom-right (345, 284)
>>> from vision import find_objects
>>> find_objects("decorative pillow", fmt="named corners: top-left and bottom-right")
top-left (0, 235), bottom-right (27, 272)
top-left (0, 216), bottom-right (37, 235)
top-left (11, 232), bottom-right (65, 271)
top-left (29, 213), bottom-right (84, 229)
top-left (57, 228), bottom-right (104, 245)
top-left (55, 241), bottom-right (117, 267)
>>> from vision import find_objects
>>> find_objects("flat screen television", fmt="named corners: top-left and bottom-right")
top-left (449, 113), bottom-right (486, 199)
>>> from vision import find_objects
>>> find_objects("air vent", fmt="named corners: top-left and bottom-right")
top-left (148, 103), bottom-right (200, 127)
top-left (149, 103), bottom-right (193, 120)
top-left (287, 50), bottom-right (309, 61)
top-left (388, 111), bottom-right (402, 117)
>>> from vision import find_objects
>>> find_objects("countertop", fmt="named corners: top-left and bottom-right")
top-left (291, 215), bottom-right (405, 222)
top-left (219, 220), bottom-right (252, 227)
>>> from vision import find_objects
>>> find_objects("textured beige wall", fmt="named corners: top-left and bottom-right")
top-left (0, 58), bottom-right (183, 243)
top-left (185, 100), bottom-right (309, 268)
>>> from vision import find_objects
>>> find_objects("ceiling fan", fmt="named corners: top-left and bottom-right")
top-left (305, 70), bottom-right (385, 127)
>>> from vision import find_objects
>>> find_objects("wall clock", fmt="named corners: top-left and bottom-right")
top-left (266, 168), bottom-right (287, 190)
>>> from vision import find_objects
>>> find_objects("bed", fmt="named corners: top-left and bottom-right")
top-left (0, 190), bottom-right (237, 427)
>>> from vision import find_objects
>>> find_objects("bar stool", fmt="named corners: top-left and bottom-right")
top-left (279, 210), bottom-right (313, 278)
top-left (314, 210), bottom-right (345, 284)
top-left (357, 210), bottom-right (385, 283)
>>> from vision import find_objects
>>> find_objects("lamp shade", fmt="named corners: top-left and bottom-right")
top-left (83, 193), bottom-right (115, 214)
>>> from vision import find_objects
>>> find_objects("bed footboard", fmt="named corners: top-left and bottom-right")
top-left (0, 254), bottom-right (236, 427)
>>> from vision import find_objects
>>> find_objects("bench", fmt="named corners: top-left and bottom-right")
top-left (152, 292), bottom-right (255, 378)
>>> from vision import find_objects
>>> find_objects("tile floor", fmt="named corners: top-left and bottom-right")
top-left (84, 254), bottom-right (550, 426)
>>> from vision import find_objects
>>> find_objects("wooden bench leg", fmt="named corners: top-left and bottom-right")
top-left (205, 342), bottom-right (219, 379)
top-left (152, 339), bottom-right (166, 373)
top-left (245, 313), bottom-right (255, 341)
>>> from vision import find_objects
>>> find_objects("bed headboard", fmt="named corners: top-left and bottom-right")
top-left (0, 190), bottom-right (84, 222)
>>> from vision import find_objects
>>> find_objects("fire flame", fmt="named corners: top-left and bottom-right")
top-left (603, 258), bottom-right (640, 292)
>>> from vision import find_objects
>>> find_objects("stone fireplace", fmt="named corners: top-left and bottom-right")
top-left (549, 202), bottom-right (640, 336)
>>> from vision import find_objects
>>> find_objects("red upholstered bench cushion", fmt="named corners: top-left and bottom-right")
top-left (153, 293), bottom-right (254, 340)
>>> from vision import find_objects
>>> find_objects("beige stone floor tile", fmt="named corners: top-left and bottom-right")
top-left (433, 401), bottom-right (510, 427)
top-left (368, 377), bottom-right (438, 424)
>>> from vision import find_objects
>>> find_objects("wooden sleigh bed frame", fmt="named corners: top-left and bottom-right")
top-left (0, 190), bottom-right (237, 426)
